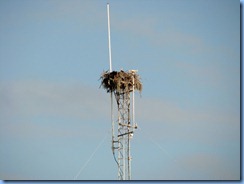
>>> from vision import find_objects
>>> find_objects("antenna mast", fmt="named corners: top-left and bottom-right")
top-left (107, 3), bottom-right (112, 72)
top-left (102, 3), bottom-right (142, 180)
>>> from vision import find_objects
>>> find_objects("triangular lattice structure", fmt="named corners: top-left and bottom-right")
top-left (100, 70), bottom-right (142, 180)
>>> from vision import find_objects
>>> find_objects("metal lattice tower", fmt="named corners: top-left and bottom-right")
top-left (113, 82), bottom-right (136, 180)
top-left (100, 4), bottom-right (141, 180)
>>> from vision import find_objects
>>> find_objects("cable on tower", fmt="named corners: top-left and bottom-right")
top-left (73, 133), bottom-right (108, 180)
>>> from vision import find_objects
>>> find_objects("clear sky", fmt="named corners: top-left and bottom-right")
top-left (0, 0), bottom-right (240, 180)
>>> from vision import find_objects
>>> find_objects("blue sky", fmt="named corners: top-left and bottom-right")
top-left (0, 0), bottom-right (240, 180)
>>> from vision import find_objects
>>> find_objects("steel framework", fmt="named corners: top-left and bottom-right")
top-left (111, 73), bottom-right (137, 180)
top-left (105, 4), bottom-right (139, 180)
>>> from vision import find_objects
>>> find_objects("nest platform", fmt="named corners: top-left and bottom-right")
top-left (100, 70), bottom-right (142, 94)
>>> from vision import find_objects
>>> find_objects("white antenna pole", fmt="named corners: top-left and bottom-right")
top-left (107, 3), bottom-right (112, 72)
top-left (108, 3), bottom-right (115, 165)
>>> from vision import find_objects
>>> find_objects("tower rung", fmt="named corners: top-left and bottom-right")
top-left (119, 123), bottom-right (136, 128)
top-left (118, 131), bottom-right (133, 137)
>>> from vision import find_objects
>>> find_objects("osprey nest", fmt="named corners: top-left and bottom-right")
top-left (100, 70), bottom-right (142, 93)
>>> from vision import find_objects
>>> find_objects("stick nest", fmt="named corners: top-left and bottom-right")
top-left (100, 70), bottom-right (142, 93)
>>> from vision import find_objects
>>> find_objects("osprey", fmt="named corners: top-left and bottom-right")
top-left (129, 69), bottom-right (138, 73)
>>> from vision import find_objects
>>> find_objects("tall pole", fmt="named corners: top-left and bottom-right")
top-left (106, 4), bottom-right (138, 180)
top-left (107, 3), bottom-right (115, 163)
top-left (107, 3), bottom-right (112, 72)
